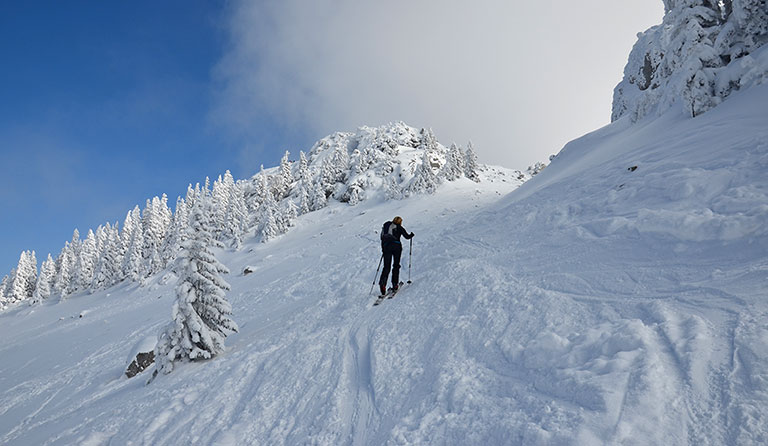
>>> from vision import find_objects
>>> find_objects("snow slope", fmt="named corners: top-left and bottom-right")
top-left (1, 84), bottom-right (767, 444)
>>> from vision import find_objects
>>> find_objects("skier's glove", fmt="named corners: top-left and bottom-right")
top-left (410, 232), bottom-right (415, 237)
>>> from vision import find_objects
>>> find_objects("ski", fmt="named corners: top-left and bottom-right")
top-left (372, 282), bottom-right (406, 306)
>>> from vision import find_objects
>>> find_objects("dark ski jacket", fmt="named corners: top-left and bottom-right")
top-left (381, 221), bottom-right (413, 249)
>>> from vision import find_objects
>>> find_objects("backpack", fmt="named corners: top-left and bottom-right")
top-left (380, 221), bottom-right (397, 242)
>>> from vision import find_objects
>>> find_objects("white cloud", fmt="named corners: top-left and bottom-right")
top-left (213, 0), bottom-right (663, 169)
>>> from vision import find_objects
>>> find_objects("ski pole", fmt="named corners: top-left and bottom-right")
top-left (370, 254), bottom-right (384, 295)
top-left (407, 238), bottom-right (413, 284)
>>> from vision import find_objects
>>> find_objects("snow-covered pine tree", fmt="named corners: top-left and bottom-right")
top-left (527, 161), bottom-right (547, 176)
top-left (76, 230), bottom-right (98, 290)
top-left (443, 143), bottom-right (466, 181)
top-left (223, 180), bottom-right (248, 249)
top-left (92, 224), bottom-right (122, 291)
top-left (10, 251), bottom-right (37, 303)
top-left (31, 254), bottom-right (56, 304)
top-left (123, 207), bottom-right (146, 283)
top-left (464, 141), bottom-right (481, 182)
top-left (211, 174), bottom-right (231, 241)
top-left (0, 274), bottom-right (9, 307)
top-left (407, 149), bottom-right (440, 196)
top-left (154, 198), bottom-right (238, 374)
top-left (298, 180), bottom-right (312, 215)
top-left (142, 196), bottom-right (172, 276)
top-left (163, 195), bottom-right (188, 265)
top-left (282, 198), bottom-right (298, 228)
top-left (298, 151), bottom-right (310, 185)
top-left (613, 0), bottom-right (768, 121)
top-left (163, 196), bottom-right (189, 268)
top-left (311, 177), bottom-right (328, 211)
top-left (730, 0), bottom-right (768, 50)
top-left (276, 151), bottom-right (293, 200)
top-left (259, 188), bottom-right (281, 242)
top-left (346, 180), bottom-right (363, 206)
top-left (319, 157), bottom-right (338, 197)
top-left (385, 175), bottom-right (403, 200)
top-left (54, 243), bottom-right (74, 300)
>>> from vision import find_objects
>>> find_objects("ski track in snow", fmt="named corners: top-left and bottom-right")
top-left (1, 86), bottom-right (768, 445)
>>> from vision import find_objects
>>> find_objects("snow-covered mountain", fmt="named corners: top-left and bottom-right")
top-left (2, 3), bottom-right (768, 445)
top-left (0, 122), bottom-right (528, 309)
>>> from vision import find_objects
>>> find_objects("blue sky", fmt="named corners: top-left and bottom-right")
top-left (0, 1), bottom-right (663, 275)
top-left (0, 1), bottom-right (310, 274)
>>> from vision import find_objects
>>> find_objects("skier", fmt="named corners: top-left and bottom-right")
top-left (379, 216), bottom-right (414, 296)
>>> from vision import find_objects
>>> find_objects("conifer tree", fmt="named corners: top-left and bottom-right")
top-left (298, 181), bottom-right (312, 215)
top-left (32, 254), bottom-right (56, 304)
top-left (277, 151), bottom-right (293, 199)
top-left (385, 175), bottom-right (403, 200)
top-left (464, 141), bottom-right (481, 182)
top-left (76, 230), bottom-right (98, 290)
top-left (443, 143), bottom-right (466, 181)
top-left (123, 207), bottom-right (146, 283)
top-left (142, 196), bottom-right (172, 276)
top-left (54, 243), bottom-right (74, 300)
top-left (298, 151), bottom-right (310, 186)
top-left (311, 177), bottom-right (328, 211)
top-left (220, 179), bottom-right (247, 249)
top-left (211, 174), bottom-right (231, 240)
top-left (0, 274), bottom-right (8, 307)
top-left (10, 251), bottom-right (37, 303)
top-left (154, 198), bottom-right (238, 374)
top-left (259, 188), bottom-right (281, 242)
top-left (407, 150), bottom-right (440, 196)
top-left (92, 224), bottom-right (122, 291)
top-left (283, 198), bottom-right (298, 228)
top-left (163, 196), bottom-right (189, 267)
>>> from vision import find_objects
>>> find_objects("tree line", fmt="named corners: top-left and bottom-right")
top-left (0, 124), bottom-right (484, 309)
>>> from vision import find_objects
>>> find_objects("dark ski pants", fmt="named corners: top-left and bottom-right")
top-left (379, 244), bottom-right (402, 288)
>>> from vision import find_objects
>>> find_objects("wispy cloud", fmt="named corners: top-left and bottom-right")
top-left (212, 0), bottom-right (663, 169)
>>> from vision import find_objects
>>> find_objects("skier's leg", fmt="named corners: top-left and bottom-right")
top-left (379, 248), bottom-right (393, 288)
top-left (392, 247), bottom-right (402, 286)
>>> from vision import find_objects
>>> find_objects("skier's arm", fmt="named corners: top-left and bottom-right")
top-left (401, 226), bottom-right (414, 239)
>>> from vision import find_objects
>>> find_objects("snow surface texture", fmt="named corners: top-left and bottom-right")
top-left (1, 89), bottom-right (768, 444)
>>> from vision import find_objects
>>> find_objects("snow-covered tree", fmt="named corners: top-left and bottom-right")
top-left (385, 175), bottom-right (403, 200)
top-left (31, 254), bottom-right (56, 304)
top-left (142, 195), bottom-right (172, 276)
top-left (154, 198), bottom-right (238, 374)
top-left (223, 181), bottom-right (248, 249)
top-left (259, 188), bottom-right (281, 242)
top-left (163, 196), bottom-right (189, 267)
top-left (298, 181), bottom-right (312, 215)
top-left (282, 198), bottom-right (298, 228)
top-left (211, 174), bottom-right (232, 240)
top-left (0, 274), bottom-right (9, 307)
top-left (311, 177), bottom-right (328, 211)
top-left (276, 151), bottom-right (294, 200)
top-left (298, 151), bottom-right (310, 185)
top-left (613, 0), bottom-right (768, 121)
top-left (407, 150), bottom-right (440, 196)
top-left (54, 243), bottom-right (74, 300)
top-left (464, 141), bottom-right (481, 182)
top-left (76, 230), bottom-right (98, 290)
top-left (528, 161), bottom-right (547, 176)
top-left (443, 143), bottom-right (466, 181)
top-left (123, 207), bottom-right (146, 283)
top-left (92, 224), bottom-right (122, 291)
top-left (10, 251), bottom-right (37, 303)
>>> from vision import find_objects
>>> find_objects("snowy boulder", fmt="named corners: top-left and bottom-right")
top-left (125, 336), bottom-right (157, 378)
